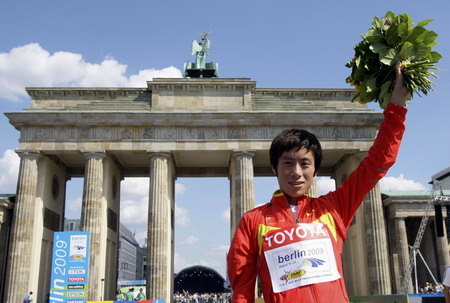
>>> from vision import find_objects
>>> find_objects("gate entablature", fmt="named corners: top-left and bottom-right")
top-left (7, 78), bottom-right (381, 179)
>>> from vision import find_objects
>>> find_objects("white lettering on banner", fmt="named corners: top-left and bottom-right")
top-left (49, 279), bottom-right (64, 302)
top-left (265, 224), bottom-right (327, 248)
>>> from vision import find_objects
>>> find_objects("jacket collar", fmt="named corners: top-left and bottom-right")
top-left (271, 190), bottom-right (309, 206)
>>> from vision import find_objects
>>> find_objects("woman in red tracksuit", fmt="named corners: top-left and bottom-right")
top-left (227, 62), bottom-right (410, 303)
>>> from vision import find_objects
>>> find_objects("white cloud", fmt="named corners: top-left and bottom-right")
top-left (175, 204), bottom-right (190, 226)
top-left (175, 183), bottom-right (187, 196)
top-left (174, 252), bottom-right (193, 273)
top-left (120, 178), bottom-right (149, 240)
top-left (179, 235), bottom-right (199, 246)
top-left (121, 178), bottom-right (149, 200)
top-left (120, 196), bottom-right (149, 227)
top-left (0, 149), bottom-right (20, 193)
top-left (380, 174), bottom-right (427, 191)
top-left (206, 244), bottom-right (229, 257)
top-left (134, 230), bottom-right (148, 246)
top-left (317, 177), bottom-right (336, 196)
top-left (0, 43), bottom-right (182, 102)
top-left (221, 207), bottom-right (230, 222)
top-left (127, 67), bottom-right (182, 87)
top-left (198, 259), bottom-right (222, 269)
top-left (65, 197), bottom-right (82, 219)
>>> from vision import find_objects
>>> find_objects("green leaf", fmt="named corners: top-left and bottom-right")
top-left (428, 51), bottom-right (442, 63)
top-left (379, 80), bottom-right (393, 100)
top-left (407, 26), bottom-right (427, 44)
top-left (386, 24), bottom-right (401, 45)
top-left (360, 76), bottom-right (379, 101)
top-left (423, 30), bottom-right (438, 47)
top-left (365, 28), bottom-right (383, 44)
top-left (417, 18), bottom-right (434, 27)
top-left (370, 43), bottom-right (388, 54)
top-left (399, 42), bottom-right (414, 60)
top-left (379, 48), bottom-right (399, 66)
top-left (397, 24), bottom-right (409, 40)
top-left (411, 43), bottom-right (430, 60)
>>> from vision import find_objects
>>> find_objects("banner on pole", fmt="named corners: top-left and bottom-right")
top-left (49, 231), bottom-right (90, 303)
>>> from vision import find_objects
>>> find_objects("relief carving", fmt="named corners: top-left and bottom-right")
top-left (121, 128), bottom-right (133, 140)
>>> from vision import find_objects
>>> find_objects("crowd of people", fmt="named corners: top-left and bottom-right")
top-left (115, 288), bottom-right (146, 301)
top-left (173, 291), bottom-right (231, 303)
top-left (418, 282), bottom-right (444, 293)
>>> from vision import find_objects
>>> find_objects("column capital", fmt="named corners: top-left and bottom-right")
top-left (147, 150), bottom-right (172, 160)
top-left (81, 150), bottom-right (106, 159)
top-left (0, 199), bottom-right (14, 224)
top-left (395, 216), bottom-right (407, 221)
top-left (0, 199), bottom-right (14, 211)
top-left (231, 150), bottom-right (256, 158)
top-left (15, 149), bottom-right (41, 160)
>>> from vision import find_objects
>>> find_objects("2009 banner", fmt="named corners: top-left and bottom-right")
top-left (49, 231), bottom-right (90, 303)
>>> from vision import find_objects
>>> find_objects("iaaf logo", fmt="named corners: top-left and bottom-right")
top-left (68, 277), bottom-right (85, 282)
top-left (68, 269), bottom-right (85, 275)
top-left (279, 258), bottom-right (326, 284)
top-left (280, 269), bottom-right (306, 284)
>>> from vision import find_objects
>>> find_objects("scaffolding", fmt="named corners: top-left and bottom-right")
top-left (400, 181), bottom-right (450, 293)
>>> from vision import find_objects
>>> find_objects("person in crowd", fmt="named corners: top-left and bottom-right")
top-left (135, 288), bottom-right (146, 301)
top-left (23, 291), bottom-right (33, 303)
top-left (126, 288), bottom-right (135, 301)
top-left (115, 289), bottom-right (125, 301)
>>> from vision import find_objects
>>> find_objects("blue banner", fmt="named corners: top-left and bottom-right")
top-left (49, 231), bottom-right (90, 303)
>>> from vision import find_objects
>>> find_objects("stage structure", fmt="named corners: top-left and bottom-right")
top-left (4, 77), bottom-right (448, 302)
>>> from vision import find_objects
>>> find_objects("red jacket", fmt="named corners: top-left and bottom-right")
top-left (227, 104), bottom-right (407, 303)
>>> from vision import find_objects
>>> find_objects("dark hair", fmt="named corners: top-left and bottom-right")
top-left (269, 129), bottom-right (322, 175)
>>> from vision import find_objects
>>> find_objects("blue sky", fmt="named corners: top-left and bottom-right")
top-left (1, 0), bottom-right (449, 278)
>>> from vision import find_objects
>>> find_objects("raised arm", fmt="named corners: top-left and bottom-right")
top-left (390, 61), bottom-right (411, 107)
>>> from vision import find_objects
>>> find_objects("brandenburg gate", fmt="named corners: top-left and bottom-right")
top-left (4, 77), bottom-right (391, 302)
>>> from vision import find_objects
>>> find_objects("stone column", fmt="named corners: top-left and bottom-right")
top-left (147, 152), bottom-right (174, 303)
top-left (0, 199), bottom-right (14, 235)
top-left (80, 151), bottom-right (106, 301)
top-left (3, 151), bottom-right (40, 303)
top-left (229, 150), bottom-right (255, 236)
top-left (436, 223), bottom-right (450, 268)
top-left (308, 177), bottom-right (318, 198)
top-left (364, 182), bottom-right (392, 294)
top-left (395, 217), bottom-right (413, 293)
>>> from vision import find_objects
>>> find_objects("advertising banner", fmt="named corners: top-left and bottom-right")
top-left (49, 231), bottom-right (90, 303)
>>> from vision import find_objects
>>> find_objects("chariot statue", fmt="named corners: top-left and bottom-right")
top-left (184, 32), bottom-right (219, 78)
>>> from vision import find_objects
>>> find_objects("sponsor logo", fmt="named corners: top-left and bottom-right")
top-left (68, 284), bottom-right (85, 289)
top-left (70, 254), bottom-right (84, 259)
top-left (280, 269), bottom-right (307, 284)
top-left (68, 277), bottom-right (85, 282)
top-left (265, 224), bottom-right (327, 248)
top-left (71, 236), bottom-right (86, 241)
top-left (68, 269), bottom-right (85, 275)
top-left (67, 291), bottom-right (84, 297)
top-left (67, 301), bottom-right (84, 303)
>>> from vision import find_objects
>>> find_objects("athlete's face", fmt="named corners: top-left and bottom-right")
top-left (273, 147), bottom-right (315, 205)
